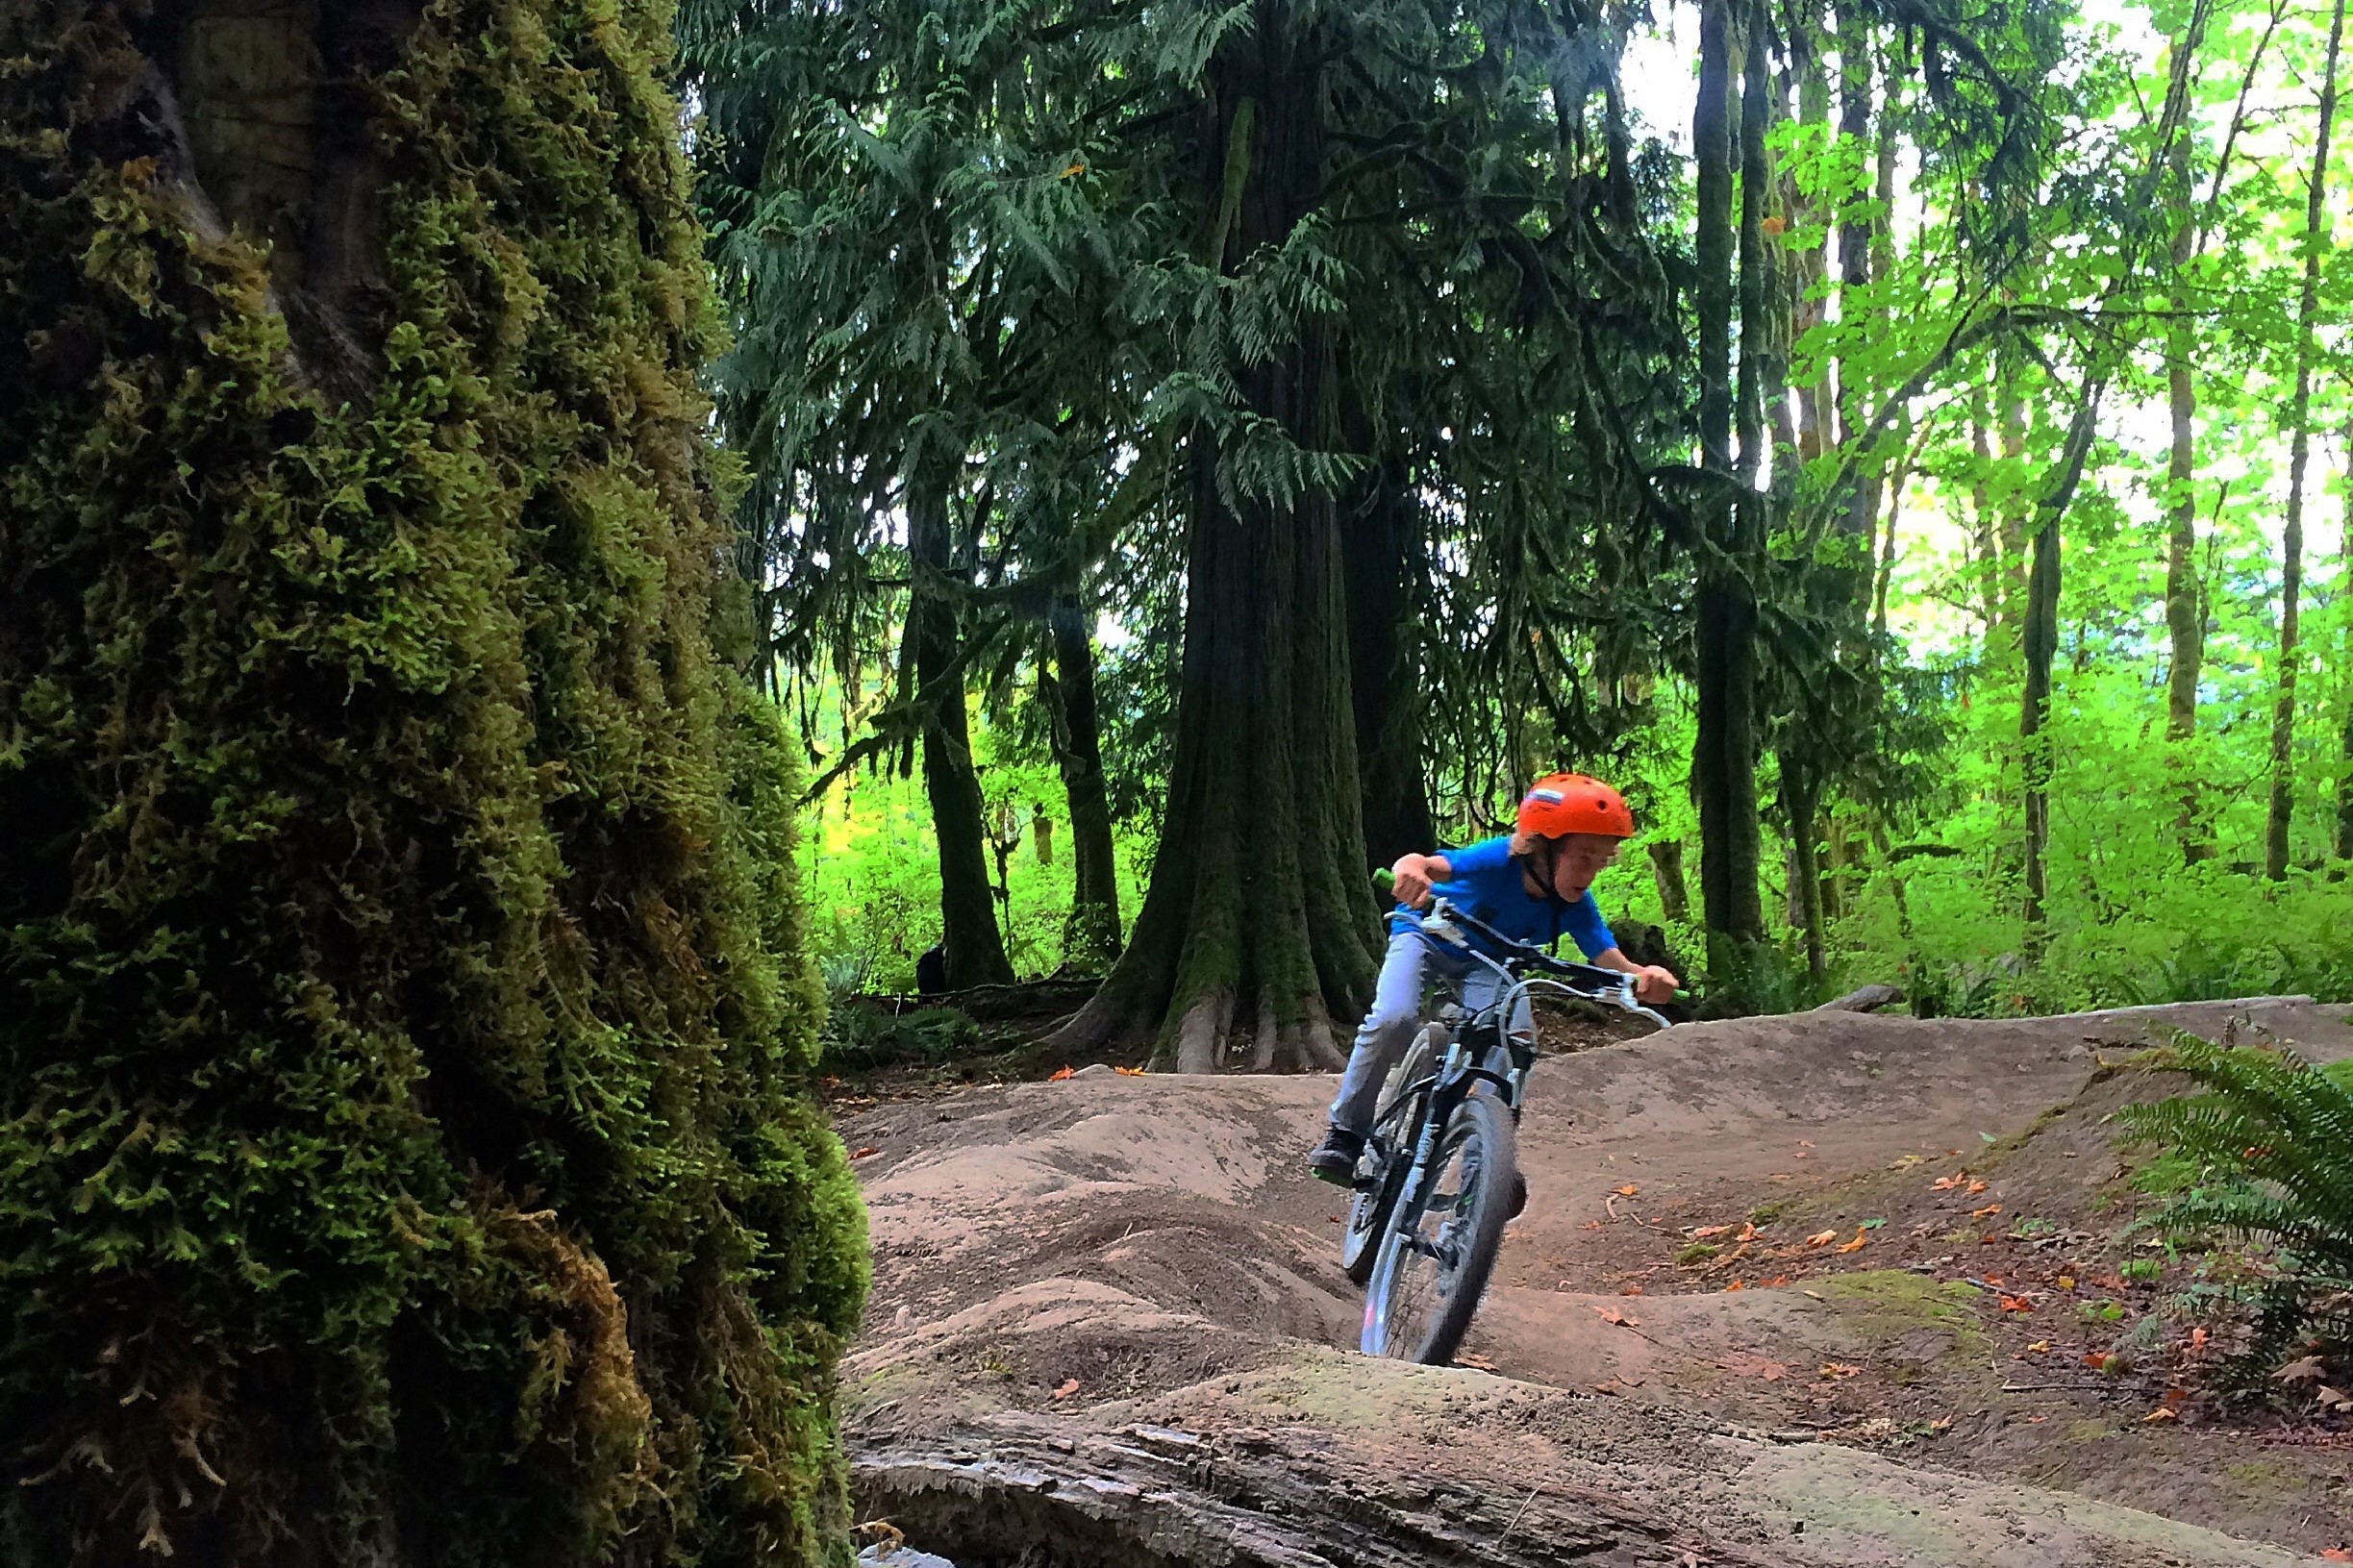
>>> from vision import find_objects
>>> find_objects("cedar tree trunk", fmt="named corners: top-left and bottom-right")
top-left (1344, 458), bottom-right (1437, 870)
top-left (1054, 26), bottom-right (1379, 1070)
top-left (0, 0), bottom-right (866, 1562)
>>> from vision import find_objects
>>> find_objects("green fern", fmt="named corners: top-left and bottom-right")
top-left (2115, 1033), bottom-right (2353, 1363)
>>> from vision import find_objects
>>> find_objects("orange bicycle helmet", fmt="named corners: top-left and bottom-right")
top-left (1515, 773), bottom-right (1635, 839)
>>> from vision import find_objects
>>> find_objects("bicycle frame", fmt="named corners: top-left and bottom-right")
top-left (1366, 904), bottom-right (1671, 1247)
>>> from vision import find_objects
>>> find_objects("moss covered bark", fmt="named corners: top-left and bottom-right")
top-left (0, 0), bottom-right (866, 1561)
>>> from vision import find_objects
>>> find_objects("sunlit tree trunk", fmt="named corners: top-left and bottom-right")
top-left (1649, 839), bottom-right (1692, 925)
top-left (2340, 422), bottom-right (2353, 867)
top-left (2268, 0), bottom-right (2345, 881)
top-left (1790, 5), bottom-right (1832, 460)
top-left (2164, 127), bottom-right (2209, 864)
top-left (1783, 768), bottom-right (1828, 982)
top-left (1043, 598), bottom-right (1122, 971)
top-left (2021, 399), bottom-right (2102, 956)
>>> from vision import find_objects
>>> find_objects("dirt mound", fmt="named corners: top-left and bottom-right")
top-left (839, 997), bottom-right (2353, 1565)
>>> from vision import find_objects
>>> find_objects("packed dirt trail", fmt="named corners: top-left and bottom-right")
top-left (835, 997), bottom-right (2353, 1566)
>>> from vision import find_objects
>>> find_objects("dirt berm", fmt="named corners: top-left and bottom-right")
top-left (837, 997), bottom-right (2353, 1567)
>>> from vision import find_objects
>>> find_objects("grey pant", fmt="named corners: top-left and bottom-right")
top-left (1327, 929), bottom-right (1532, 1134)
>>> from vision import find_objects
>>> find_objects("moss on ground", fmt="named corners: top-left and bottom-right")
top-left (1808, 1271), bottom-right (1990, 1363)
top-left (0, 0), bottom-right (864, 1562)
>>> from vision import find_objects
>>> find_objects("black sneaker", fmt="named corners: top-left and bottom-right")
top-left (1307, 1127), bottom-right (1365, 1185)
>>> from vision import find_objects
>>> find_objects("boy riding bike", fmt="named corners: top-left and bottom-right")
top-left (1307, 773), bottom-right (1679, 1185)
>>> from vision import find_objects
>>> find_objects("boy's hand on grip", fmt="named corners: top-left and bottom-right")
top-left (1633, 964), bottom-right (1679, 1003)
top-left (1389, 854), bottom-right (1436, 908)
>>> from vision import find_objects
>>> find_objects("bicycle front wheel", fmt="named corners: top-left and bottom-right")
top-left (1359, 1089), bottom-right (1515, 1365)
top-left (1341, 1025), bottom-right (1442, 1285)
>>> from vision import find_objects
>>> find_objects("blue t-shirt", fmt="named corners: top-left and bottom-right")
top-left (1387, 834), bottom-right (1615, 959)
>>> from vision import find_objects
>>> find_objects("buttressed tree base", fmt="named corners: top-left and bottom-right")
top-left (0, 0), bottom-right (866, 1562)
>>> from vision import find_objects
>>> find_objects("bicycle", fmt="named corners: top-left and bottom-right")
top-left (1343, 897), bottom-right (1675, 1364)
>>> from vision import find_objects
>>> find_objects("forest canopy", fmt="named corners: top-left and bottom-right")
top-left (679, 0), bottom-right (2352, 1045)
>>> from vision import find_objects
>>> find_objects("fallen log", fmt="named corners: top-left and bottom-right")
top-left (852, 1416), bottom-right (1758, 1568)
top-left (1811, 983), bottom-right (1904, 1013)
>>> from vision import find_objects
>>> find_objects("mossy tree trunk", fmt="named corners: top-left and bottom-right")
top-left (1344, 458), bottom-right (1437, 872)
top-left (1692, 0), bottom-right (1767, 979)
top-left (0, 1), bottom-right (866, 1563)
top-left (1042, 596), bottom-right (1122, 972)
top-left (1054, 33), bottom-right (1380, 1071)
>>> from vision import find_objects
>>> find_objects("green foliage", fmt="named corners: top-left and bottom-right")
top-left (2117, 1033), bottom-right (2353, 1362)
top-left (804, 710), bottom-right (1148, 990)
top-left (0, 0), bottom-right (864, 1560)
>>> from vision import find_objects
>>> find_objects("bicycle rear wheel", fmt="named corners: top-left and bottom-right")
top-left (1340, 1025), bottom-right (1441, 1285)
top-left (1359, 1090), bottom-right (1515, 1365)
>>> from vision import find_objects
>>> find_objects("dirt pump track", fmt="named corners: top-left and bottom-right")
top-left (837, 997), bottom-right (2353, 1566)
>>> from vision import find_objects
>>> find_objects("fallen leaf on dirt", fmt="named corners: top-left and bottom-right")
top-left (849, 1146), bottom-right (881, 1159)
top-left (2141, 1406), bottom-right (2177, 1423)
top-left (1690, 1225), bottom-right (1733, 1239)
top-left (2319, 1550), bottom-right (2353, 1562)
top-left (1456, 1353), bottom-right (1498, 1370)
top-left (1620, 1284), bottom-right (1645, 1296)
top-left (1764, 1275), bottom-right (1789, 1286)
top-left (2189, 1327), bottom-right (2209, 1352)
top-left (1837, 1231), bottom-right (1868, 1255)
top-left (1053, 1379), bottom-right (1080, 1398)
top-left (1047, 1066), bottom-right (1076, 1082)
top-left (1971, 1203), bottom-right (2002, 1219)
top-left (2058, 1275), bottom-right (2076, 1290)
top-left (1724, 1279), bottom-right (1746, 1292)
top-left (1966, 1180), bottom-right (1990, 1195)
top-left (1327, 1215), bottom-right (1343, 1224)
top-left (1999, 1295), bottom-right (2033, 1313)
top-left (1736, 1223), bottom-right (1760, 1242)
top-left (1819, 1362), bottom-right (1863, 1380)
top-left (2163, 1387), bottom-right (2190, 1407)
top-left (2084, 1351), bottom-right (2119, 1372)
top-left (1716, 1354), bottom-right (1789, 1381)
top-left (1583, 1220), bottom-right (1604, 1232)
top-left (1614, 1183), bottom-right (1640, 1196)
top-left (1591, 1305), bottom-right (1640, 1327)
top-left (1114, 1065), bottom-right (1146, 1077)
top-left (2318, 1385), bottom-right (2353, 1412)
top-left (1932, 1173), bottom-right (1968, 1190)
top-left (2274, 1356), bottom-right (2327, 1383)
top-left (2026, 1340), bottom-right (2050, 1353)
top-left (1806, 1230), bottom-right (1840, 1248)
